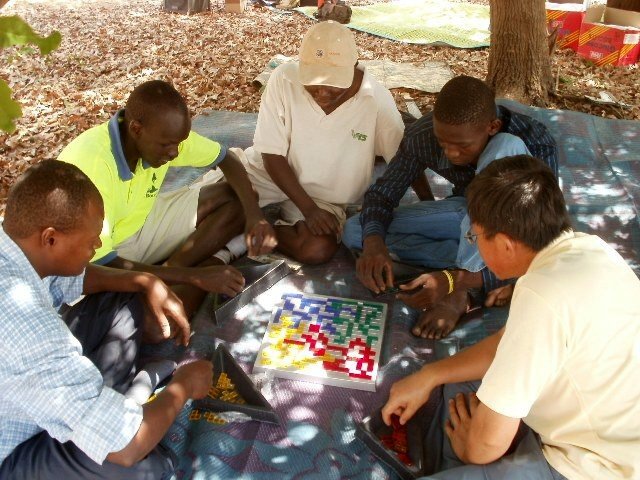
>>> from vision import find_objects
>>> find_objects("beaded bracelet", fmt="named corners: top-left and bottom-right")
top-left (442, 270), bottom-right (454, 295)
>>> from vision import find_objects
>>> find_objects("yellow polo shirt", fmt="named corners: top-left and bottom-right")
top-left (58, 110), bottom-right (226, 264)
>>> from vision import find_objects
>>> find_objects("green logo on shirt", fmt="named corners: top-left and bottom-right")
top-left (351, 129), bottom-right (367, 142)
top-left (146, 173), bottom-right (159, 198)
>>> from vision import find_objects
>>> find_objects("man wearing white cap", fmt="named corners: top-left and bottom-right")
top-left (234, 21), bottom-right (404, 264)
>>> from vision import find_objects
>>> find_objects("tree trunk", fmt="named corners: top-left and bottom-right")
top-left (486, 0), bottom-right (553, 106)
top-left (606, 0), bottom-right (640, 12)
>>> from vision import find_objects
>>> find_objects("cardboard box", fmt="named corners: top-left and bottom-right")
top-left (224, 0), bottom-right (247, 13)
top-left (546, 2), bottom-right (587, 51)
top-left (577, 5), bottom-right (640, 66)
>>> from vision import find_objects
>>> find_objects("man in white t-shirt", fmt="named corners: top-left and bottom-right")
top-left (381, 155), bottom-right (640, 480)
top-left (234, 21), bottom-right (404, 264)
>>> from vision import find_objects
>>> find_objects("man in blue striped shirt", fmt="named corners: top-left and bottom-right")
top-left (0, 161), bottom-right (213, 479)
top-left (343, 76), bottom-right (558, 339)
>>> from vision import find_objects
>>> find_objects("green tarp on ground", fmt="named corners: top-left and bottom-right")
top-left (295, 0), bottom-right (490, 48)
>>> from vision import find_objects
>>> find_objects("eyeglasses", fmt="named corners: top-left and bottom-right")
top-left (464, 229), bottom-right (487, 245)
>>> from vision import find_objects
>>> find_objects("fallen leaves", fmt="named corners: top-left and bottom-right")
top-left (0, 0), bottom-right (638, 215)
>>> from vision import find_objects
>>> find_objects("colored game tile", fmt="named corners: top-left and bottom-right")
top-left (253, 293), bottom-right (388, 392)
top-left (356, 405), bottom-right (429, 479)
top-left (192, 343), bottom-right (279, 424)
top-left (212, 259), bottom-right (291, 325)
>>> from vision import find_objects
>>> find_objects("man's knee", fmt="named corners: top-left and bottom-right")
top-left (63, 292), bottom-right (143, 340)
top-left (0, 432), bottom-right (174, 480)
top-left (197, 182), bottom-right (244, 222)
top-left (342, 215), bottom-right (363, 250)
top-left (297, 235), bottom-right (340, 265)
top-left (63, 292), bottom-right (143, 391)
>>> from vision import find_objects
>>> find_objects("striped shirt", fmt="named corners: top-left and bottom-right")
top-left (0, 228), bottom-right (143, 465)
top-left (360, 106), bottom-right (558, 292)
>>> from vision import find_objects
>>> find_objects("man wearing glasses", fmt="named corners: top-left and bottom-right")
top-left (381, 155), bottom-right (640, 480)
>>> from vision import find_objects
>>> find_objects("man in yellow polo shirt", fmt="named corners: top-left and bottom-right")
top-left (59, 80), bottom-right (277, 325)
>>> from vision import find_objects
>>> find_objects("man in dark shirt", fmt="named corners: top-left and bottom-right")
top-left (343, 76), bottom-right (558, 339)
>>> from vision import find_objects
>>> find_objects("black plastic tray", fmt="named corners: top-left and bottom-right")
top-left (356, 405), bottom-right (428, 479)
top-left (213, 260), bottom-right (290, 324)
top-left (192, 344), bottom-right (280, 424)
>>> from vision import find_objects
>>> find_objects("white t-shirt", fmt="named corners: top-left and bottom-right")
top-left (477, 231), bottom-right (640, 480)
top-left (244, 62), bottom-right (404, 206)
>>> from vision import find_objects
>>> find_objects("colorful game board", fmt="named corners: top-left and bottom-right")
top-left (253, 293), bottom-right (387, 391)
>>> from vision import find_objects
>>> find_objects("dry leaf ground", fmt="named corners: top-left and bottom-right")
top-left (1, 0), bottom-right (639, 214)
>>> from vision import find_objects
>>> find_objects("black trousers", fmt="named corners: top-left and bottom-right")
top-left (0, 292), bottom-right (175, 480)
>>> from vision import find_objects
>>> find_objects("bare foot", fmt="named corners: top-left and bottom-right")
top-left (484, 284), bottom-right (514, 308)
top-left (412, 288), bottom-right (470, 339)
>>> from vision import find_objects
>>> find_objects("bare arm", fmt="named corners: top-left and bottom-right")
top-left (83, 263), bottom-right (179, 295)
top-left (106, 360), bottom-right (212, 467)
top-left (83, 264), bottom-right (191, 345)
top-left (262, 153), bottom-right (339, 235)
top-left (104, 256), bottom-right (202, 287)
top-left (102, 256), bottom-right (244, 298)
top-left (357, 160), bottom-right (434, 293)
top-left (218, 150), bottom-right (277, 253)
top-left (410, 171), bottom-right (435, 201)
top-left (382, 327), bottom-right (504, 425)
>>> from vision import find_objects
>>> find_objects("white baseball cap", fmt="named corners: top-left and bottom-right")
top-left (298, 21), bottom-right (358, 88)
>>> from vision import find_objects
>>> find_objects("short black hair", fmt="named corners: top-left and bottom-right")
top-left (434, 75), bottom-right (496, 126)
top-left (466, 155), bottom-right (572, 252)
top-left (124, 80), bottom-right (189, 124)
top-left (3, 161), bottom-right (102, 239)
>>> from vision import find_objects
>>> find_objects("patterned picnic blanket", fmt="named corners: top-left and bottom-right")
top-left (155, 101), bottom-right (640, 479)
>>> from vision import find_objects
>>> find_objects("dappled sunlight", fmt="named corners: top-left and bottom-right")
top-left (604, 146), bottom-right (631, 157)
top-left (376, 349), bottom-right (425, 388)
top-left (569, 182), bottom-right (627, 202)
top-left (251, 282), bottom-right (300, 311)
top-left (288, 423), bottom-right (321, 445)
top-left (288, 405), bottom-right (322, 423)
top-left (159, 99), bottom-right (640, 478)
top-left (573, 210), bottom-right (639, 273)
top-left (8, 283), bottom-right (35, 305)
top-left (167, 408), bottom-right (388, 478)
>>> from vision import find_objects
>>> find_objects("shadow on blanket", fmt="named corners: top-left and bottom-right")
top-left (152, 101), bottom-right (639, 480)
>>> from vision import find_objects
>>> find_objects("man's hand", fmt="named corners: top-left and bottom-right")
top-left (304, 206), bottom-right (341, 236)
top-left (245, 218), bottom-right (278, 256)
top-left (445, 392), bottom-right (480, 463)
top-left (397, 272), bottom-right (450, 310)
top-left (356, 236), bottom-right (394, 293)
top-left (170, 360), bottom-right (213, 400)
top-left (381, 367), bottom-right (435, 426)
top-left (192, 265), bottom-right (245, 297)
top-left (141, 276), bottom-right (190, 346)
